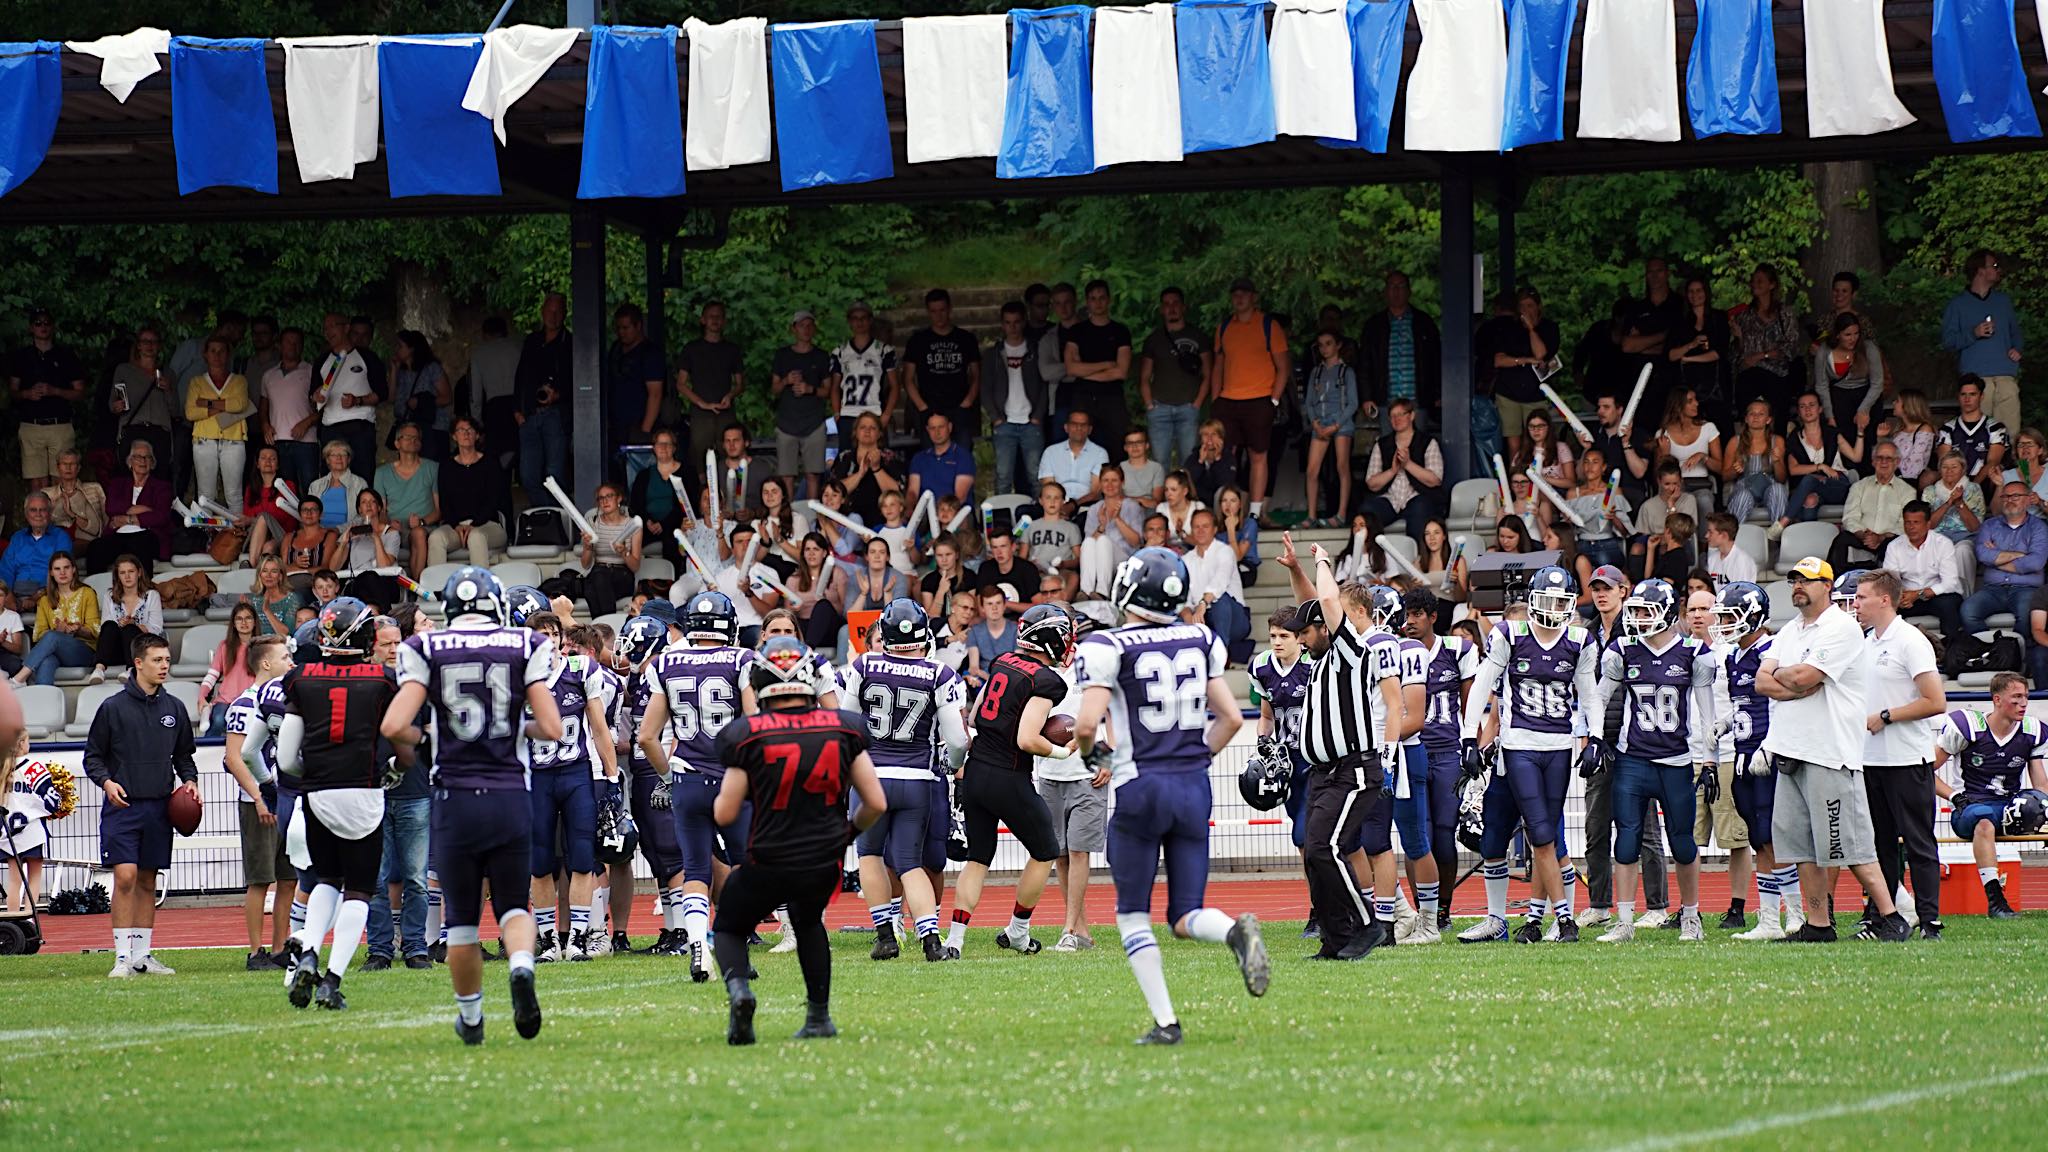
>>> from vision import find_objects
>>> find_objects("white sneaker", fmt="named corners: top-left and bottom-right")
top-left (1405, 922), bottom-right (1441, 946)
top-left (109, 959), bottom-right (137, 978)
top-left (1054, 932), bottom-right (1082, 953)
top-left (536, 933), bottom-right (560, 963)
top-left (1679, 909), bottom-right (1704, 941)
top-left (1895, 886), bottom-right (1919, 929)
top-left (769, 933), bottom-right (799, 954)
top-left (586, 930), bottom-right (613, 957)
top-left (1456, 915), bottom-right (1509, 943)
top-left (1393, 911), bottom-right (1422, 943)
top-left (1579, 907), bottom-right (1613, 928)
top-left (1542, 918), bottom-right (1560, 942)
top-left (1784, 912), bottom-right (1807, 935)
top-left (133, 954), bottom-right (176, 975)
top-left (1733, 920), bottom-right (1786, 941)
top-left (1635, 909), bottom-right (1670, 930)
top-left (1597, 922), bottom-right (1636, 943)
top-left (563, 935), bottom-right (587, 962)
top-left (1766, 521), bottom-right (1786, 541)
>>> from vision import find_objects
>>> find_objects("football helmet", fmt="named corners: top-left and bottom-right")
top-left (504, 585), bottom-right (550, 629)
top-left (876, 597), bottom-right (933, 654)
top-left (316, 596), bottom-right (375, 658)
top-left (441, 565), bottom-right (506, 625)
top-left (596, 786), bottom-right (639, 865)
top-left (1365, 584), bottom-right (1404, 631)
top-left (751, 635), bottom-right (822, 701)
top-left (1830, 569), bottom-right (1865, 617)
top-left (1525, 565), bottom-right (1578, 630)
top-left (615, 615), bottom-right (667, 667)
top-left (2003, 788), bottom-right (2048, 836)
top-left (1238, 735), bottom-right (1291, 811)
top-left (1017, 603), bottom-right (1078, 666)
top-left (681, 591), bottom-right (739, 645)
top-left (1622, 578), bottom-right (1679, 642)
top-left (1110, 546), bottom-right (1190, 624)
top-left (1711, 580), bottom-right (1769, 646)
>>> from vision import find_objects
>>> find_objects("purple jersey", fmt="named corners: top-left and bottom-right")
top-left (624, 660), bottom-right (658, 778)
top-left (526, 654), bottom-right (597, 772)
top-left (1939, 709), bottom-right (2048, 806)
top-left (1724, 635), bottom-right (1773, 759)
top-left (225, 677), bottom-right (290, 783)
top-left (1248, 649), bottom-right (1314, 746)
top-left (839, 652), bottom-right (968, 778)
top-left (644, 644), bottom-right (757, 777)
top-left (397, 621), bottom-right (553, 791)
top-left (1078, 623), bottom-right (1227, 781)
top-left (1419, 635), bottom-right (1477, 754)
top-left (1493, 621), bottom-right (1595, 741)
top-left (1599, 634), bottom-right (1716, 766)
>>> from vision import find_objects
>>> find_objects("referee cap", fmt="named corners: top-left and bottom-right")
top-left (1787, 556), bottom-right (1834, 583)
top-left (1283, 599), bottom-right (1323, 632)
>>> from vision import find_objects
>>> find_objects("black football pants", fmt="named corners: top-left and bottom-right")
top-left (1302, 762), bottom-right (1375, 953)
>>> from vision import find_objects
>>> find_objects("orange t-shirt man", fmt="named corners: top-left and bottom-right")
top-left (1216, 311), bottom-right (1289, 402)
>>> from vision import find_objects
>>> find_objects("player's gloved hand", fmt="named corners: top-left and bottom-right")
top-left (379, 757), bottom-right (405, 790)
top-left (1084, 743), bottom-right (1115, 774)
top-left (1378, 744), bottom-right (1400, 794)
top-left (1577, 738), bottom-right (1609, 780)
top-left (1460, 738), bottom-right (1485, 781)
top-left (649, 778), bottom-right (672, 811)
top-left (1696, 763), bottom-right (1720, 806)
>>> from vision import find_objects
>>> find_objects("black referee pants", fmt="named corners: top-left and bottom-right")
top-left (1864, 763), bottom-right (1941, 922)
top-left (1303, 760), bottom-right (1377, 953)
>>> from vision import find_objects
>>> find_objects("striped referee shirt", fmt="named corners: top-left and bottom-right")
top-left (1303, 617), bottom-right (1402, 766)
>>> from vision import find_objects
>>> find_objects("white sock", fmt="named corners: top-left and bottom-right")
top-left (682, 894), bottom-right (711, 946)
top-left (775, 905), bottom-right (792, 933)
top-left (1416, 882), bottom-right (1440, 917)
top-left (660, 888), bottom-right (681, 932)
top-left (591, 888), bottom-right (608, 933)
top-left (1117, 912), bottom-right (1176, 1028)
top-left (328, 900), bottom-right (368, 978)
top-left (1776, 867), bottom-right (1803, 922)
top-left (135, 927), bottom-right (152, 960)
top-left (1558, 863), bottom-right (1578, 918)
top-left (1249, 501), bottom-right (1263, 516)
top-left (1006, 908), bottom-right (1033, 940)
top-left (945, 912), bottom-right (968, 951)
top-left (425, 888), bottom-right (443, 943)
top-left (533, 905), bottom-right (556, 940)
top-left (1757, 872), bottom-right (1780, 926)
top-left (290, 896), bottom-right (308, 935)
top-left (1525, 897), bottom-right (1548, 924)
top-left (509, 949), bottom-right (534, 974)
top-left (1618, 900), bottom-right (1635, 927)
top-left (296, 884), bottom-right (341, 953)
top-left (456, 992), bottom-right (484, 1026)
top-left (1182, 907), bottom-right (1233, 943)
top-left (1483, 861), bottom-right (1508, 921)
top-left (112, 928), bottom-right (130, 964)
top-left (1980, 865), bottom-right (2001, 885)
top-left (1681, 902), bottom-right (1698, 918)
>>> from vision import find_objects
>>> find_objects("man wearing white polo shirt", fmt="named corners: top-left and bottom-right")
top-left (1851, 569), bottom-right (1947, 940)
top-left (1755, 557), bottom-right (1910, 943)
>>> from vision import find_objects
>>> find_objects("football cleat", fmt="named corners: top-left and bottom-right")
top-left (288, 957), bottom-right (318, 1007)
top-left (1988, 888), bottom-right (2020, 919)
top-left (1512, 920), bottom-right (1543, 945)
top-left (1780, 922), bottom-right (1838, 943)
top-left (313, 973), bottom-right (346, 1010)
top-left (1870, 913), bottom-right (1911, 943)
top-left (133, 955), bottom-right (176, 976)
top-left (922, 934), bottom-right (950, 962)
top-left (871, 923), bottom-right (900, 961)
top-left (245, 949), bottom-right (278, 971)
top-left (611, 931), bottom-right (633, 956)
top-left (1919, 920), bottom-right (1944, 941)
top-left (455, 1018), bottom-right (485, 1047)
top-left (1403, 921), bottom-right (1442, 946)
top-left (509, 968), bottom-right (543, 1040)
top-left (1456, 915), bottom-right (1509, 943)
top-left (1597, 922), bottom-right (1636, 943)
top-left (794, 1005), bottom-right (838, 1040)
top-left (1635, 909), bottom-right (1670, 930)
top-left (567, 930), bottom-right (591, 961)
top-left (406, 955), bottom-right (433, 970)
top-left (771, 933), bottom-right (799, 955)
top-left (1136, 1022), bottom-right (1184, 1046)
top-left (535, 931), bottom-right (560, 963)
top-left (585, 930), bottom-right (612, 958)
top-left (996, 929), bottom-right (1042, 955)
top-left (942, 946), bottom-right (962, 961)
top-left (1733, 921), bottom-right (1786, 941)
top-left (280, 938), bottom-right (305, 989)
top-left (1301, 915), bottom-right (1321, 939)
top-left (1337, 921), bottom-right (1387, 960)
top-left (1679, 909), bottom-right (1704, 941)
top-left (690, 940), bottom-right (711, 982)
top-left (1719, 909), bottom-right (1747, 931)
top-left (726, 985), bottom-right (757, 1046)
top-left (428, 942), bottom-right (447, 964)
top-left (1226, 914), bottom-right (1270, 997)
top-left (1554, 917), bottom-right (1580, 943)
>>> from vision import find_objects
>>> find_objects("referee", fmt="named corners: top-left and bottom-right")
top-left (1280, 535), bottom-right (1403, 959)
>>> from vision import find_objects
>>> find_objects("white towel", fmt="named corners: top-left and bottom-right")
top-left (683, 17), bottom-right (772, 172)
top-left (462, 24), bottom-right (581, 146)
top-left (65, 27), bottom-right (171, 103)
top-left (1092, 4), bottom-right (1182, 168)
top-left (281, 37), bottom-right (379, 184)
top-left (901, 15), bottom-right (1008, 164)
top-left (1803, 0), bottom-right (1915, 135)
top-left (1405, 0), bottom-right (1505, 152)
top-left (1270, 0), bottom-right (1357, 140)
top-left (1578, 0), bottom-right (1680, 141)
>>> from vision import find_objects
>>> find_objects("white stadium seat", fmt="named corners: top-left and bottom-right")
top-left (1765, 579), bottom-right (1796, 625)
top-left (418, 563), bottom-right (462, 598)
top-left (1446, 477), bottom-right (1497, 532)
top-left (17, 685), bottom-right (65, 738)
top-left (638, 557), bottom-right (675, 585)
top-left (172, 623), bottom-right (227, 679)
top-left (204, 568), bottom-right (257, 621)
top-left (163, 680), bottom-right (202, 727)
top-left (491, 561), bottom-right (545, 590)
top-left (1734, 524), bottom-right (1768, 576)
top-left (65, 682), bottom-right (124, 738)
top-left (1772, 522), bottom-right (1838, 575)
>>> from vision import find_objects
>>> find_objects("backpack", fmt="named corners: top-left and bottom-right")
top-left (515, 507), bottom-right (570, 548)
top-left (1941, 632), bottom-right (2022, 678)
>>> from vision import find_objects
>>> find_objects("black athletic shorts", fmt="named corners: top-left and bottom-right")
top-left (432, 788), bottom-right (532, 931)
top-left (711, 862), bottom-right (839, 939)
top-left (959, 767), bottom-right (1061, 866)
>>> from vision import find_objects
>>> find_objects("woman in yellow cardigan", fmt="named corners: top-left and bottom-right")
top-left (11, 552), bottom-right (99, 686)
top-left (187, 334), bottom-right (253, 517)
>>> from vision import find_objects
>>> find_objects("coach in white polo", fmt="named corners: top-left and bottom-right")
top-left (1755, 557), bottom-right (1910, 943)
top-left (1851, 568), bottom-right (1947, 938)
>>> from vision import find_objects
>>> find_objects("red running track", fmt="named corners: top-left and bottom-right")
top-left (35, 869), bottom-right (1994, 953)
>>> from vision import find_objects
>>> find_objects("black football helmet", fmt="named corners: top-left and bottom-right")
top-left (751, 635), bottom-right (822, 701)
top-left (2003, 788), bottom-right (2048, 836)
top-left (682, 590), bottom-right (739, 645)
top-left (441, 565), bottom-right (506, 625)
top-left (1017, 603), bottom-right (1078, 665)
top-left (505, 584), bottom-right (550, 629)
top-left (615, 615), bottom-right (667, 667)
top-left (1711, 580), bottom-right (1769, 646)
top-left (596, 787), bottom-right (639, 865)
top-left (1110, 546), bottom-right (1190, 624)
top-left (1365, 584), bottom-right (1404, 631)
top-left (291, 618), bottom-right (323, 665)
top-left (1238, 735), bottom-right (1291, 811)
top-left (317, 596), bottom-right (376, 658)
top-left (1623, 578), bottom-right (1679, 641)
top-left (1831, 569), bottom-right (1866, 616)
top-left (876, 597), bottom-right (933, 654)
top-left (1526, 565), bottom-right (1578, 630)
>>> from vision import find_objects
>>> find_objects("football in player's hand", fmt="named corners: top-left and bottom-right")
top-left (1042, 713), bottom-right (1077, 748)
top-left (168, 788), bottom-right (203, 837)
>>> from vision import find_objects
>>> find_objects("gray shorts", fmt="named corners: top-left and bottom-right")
top-left (777, 427), bottom-right (827, 476)
top-left (238, 800), bottom-right (289, 887)
top-left (1036, 776), bottom-right (1108, 854)
top-left (1771, 759), bottom-right (1877, 868)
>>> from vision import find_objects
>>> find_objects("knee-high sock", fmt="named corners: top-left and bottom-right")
top-left (682, 894), bottom-right (711, 946)
top-left (328, 899), bottom-right (369, 978)
top-left (1483, 861), bottom-right (1509, 921)
top-left (295, 884), bottom-right (341, 953)
top-left (1558, 862), bottom-right (1578, 917)
top-left (1775, 867), bottom-right (1803, 922)
top-left (425, 887), bottom-right (443, 943)
top-left (1181, 907), bottom-right (1232, 943)
top-left (711, 930), bottom-right (750, 984)
top-left (1756, 870), bottom-right (1780, 925)
top-left (1117, 912), bottom-right (1175, 1027)
top-left (793, 915), bottom-right (833, 1007)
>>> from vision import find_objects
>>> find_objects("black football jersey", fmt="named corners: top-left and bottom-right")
top-left (715, 707), bottom-right (872, 870)
top-left (964, 651), bottom-right (1067, 775)
top-left (283, 660), bottom-right (399, 792)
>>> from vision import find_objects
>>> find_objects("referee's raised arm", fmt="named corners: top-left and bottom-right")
top-left (1277, 532), bottom-right (1316, 604)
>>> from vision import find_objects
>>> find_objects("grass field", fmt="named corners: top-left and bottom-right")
top-left (5, 917), bottom-right (2048, 1150)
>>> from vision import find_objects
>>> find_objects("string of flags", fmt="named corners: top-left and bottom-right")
top-left (0, 1), bottom-right (2043, 202)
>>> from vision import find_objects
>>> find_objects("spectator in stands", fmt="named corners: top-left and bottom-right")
top-left (1828, 438), bottom-right (1911, 572)
top-left (1779, 391), bottom-right (1862, 538)
top-left (676, 301), bottom-right (745, 490)
top-left (514, 292), bottom-right (573, 501)
top-left (1941, 249), bottom-right (2024, 436)
top-left (10, 306), bottom-right (87, 490)
top-left (828, 412), bottom-right (905, 527)
top-left (1512, 410), bottom-right (1575, 494)
top-left (111, 326), bottom-right (180, 497)
top-left (237, 446), bottom-right (295, 568)
top-left (1039, 410), bottom-right (1108, 508)
top-left (832, 301), bottom-right (901, 456)
top-left (1215, 484), bottom-right (1260, 589)
top-left (1184, 508), bottom-right (1250, 661)
top-left (814, 479), bottom-right (867, 563)
top-left (1183, 419), bottom-right (1236, 508)
top-left (1158, 470), bottom-right (1204, 547)
top-left (0, 494), bottom-right (71, 601)
top-left (848, 536), bottom-right (910, 613)
top-left (93, 441), bottom-right (172, 576)
top-left (329, 489), bottom-right (402, 608)
top-left (1926, 449), bottom-right (1987, 561)
top-left (1878, 388), bottom-right (1939, 487)
top-left (308, 570), bottom-right (342, 614)
top-left (278, 498), bottom-right (334, 589)
top-left (1021, 480), bottom-right (1081, 600)
top-left (309, 440), bottom-right (369, 530)
top-left (1620, 257), bottom-right (1686, 425)
top-left (910, 411), bottom-right (976, 512)
top-left (2003, 427), bottom-right (2048, 515)
top-left (772, 310), bottom-right (836, 500)
top-left (13, 552), bottom-right (96, 686)
top-left (919, 535), bottom-right (970, 618)
top-left (1360, 270), bottom-right (1442, 435)
top-left (1564, 448), bottom-right (1631, 573)
top-left (1633, 460), bottom-right (1699, 574)
top-left (198, 603), bottom-right (259, 734)
top-left (1702, 513), bottom-right (1759, 587)
top-left (1335, 513), bottom-right (1393, 584)
top-left (1141, 513), bottom-right (1170, 550)
top-left (1062, 279), bottom-right (1134, 464)
top-left (90, 555), bottom-right (161, 686)
top-left (1416, 518), bottom-right (1464, 606)
top-left (1362, 398), bottom-right (1447, 541)
top-left (1938, 375), bottom-right (2009, 492)
top-left (872, 490), bottom-right (920, 574)
top-left (974, 530), bottom-right (1033, 610)
top-left (1542, 521), bottom-right (1594, 610)
top-left (1032, 282), bottom-right (1078, 438)
top-left (186, 334), bottom-right (252, 516)
top-left (1813, 313), bottom-right (1884, 435)
top-left (260, 326), bottom-right (318, 490)
top-left (785, 533), bottom-right (848, 652)
top-left (42, 450), bottom-right (105, 561)
top-left (904, 288), bottom-right (982, 449)
top-left (1079, 467), bottom-right (1145, 599)
top-left (426, 417), bottom-right (510, 569)
top-left (1138, 287), bottom-right (1210, 471)
top-left (0, 586), bottom-right (23, 678)
top-left (934, 589), bottom-right (976, 677)
top-left (627, 428), bottom-right (690, 555)
top-left (1962, 481), bottom-right (2048, 637)
top-left (251, 556), bottom-right (303, 636)
top-left (1120, 430), bottom-right (1164, 510)
top-left (1582, 388), bottom-right (1657, 505)
top-left (1302, 328), bottom-right (1360, 528)
top-left (754, 477), bottom-right (810, 574)
top-left (967, 584), bottom-right (1016, 677)
top-left (389, 331), bottom-right (451, 461)
top-left (604, 303), bottom-right (664, 456)
top-left (1730, 263), bottom-right (1802, 422)
top-left (1668, 275), bottom-right (1732, 429)
top-left (1208, 278), bottom-right (1290, 522)
top-left (313, 312), bottom-right (378, 485)
top-left (349, 315), bottom-right (386, 401)
top-left (1719, 398), bottom-right (1788, 529)
top-left (1655, 385), bottom-right (1720, 504)
top-left (1495, 514), bottom-right (1536, 555)
top-left (1482, 289), bottom-right (1560, 458)
top-left (1887, 500), bottom-right (1965, 639)
top-left (1647, 511), bottom-right (1695, 585)
top-left (984, 300), bottom-right (1046, 497)
top-left (1497, 471), bottom-right (1549, 535)
top-left (580, 482), bottom-right (642, 615)
top-left (375, 424), bottom-right (440, 579)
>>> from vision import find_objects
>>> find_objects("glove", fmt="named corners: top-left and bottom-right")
top-left (1460, 738), bottom-right (1486, 782)
top-left (649, 777), bottom-right (672, 811)
top-left (1577, 738), bottom-right (1609, 780)
top-left (1378, 744), bottom-right (1400, 794)
top-left (379, 757), bottom-right (406, 791)
top-left (1257, 733), bottom-right (1289, 765)
top-left (1084, 743), bottom-right (1116, 775)
top-left (1696, 763), bottom-right (1720, 806)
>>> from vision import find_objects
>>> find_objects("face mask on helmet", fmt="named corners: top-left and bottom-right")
top-left (753, 636), bottom-right (817, 701)
top-left (1708, 604), bottom-right (1749, 646)
top-left (1527, 587), bottom-right (1576, 630)
top-left (1623, 598), bottom-right (1671, 641)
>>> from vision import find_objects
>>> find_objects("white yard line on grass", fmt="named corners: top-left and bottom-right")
top-left (1598, 1065), bottom-right (2048, 1152)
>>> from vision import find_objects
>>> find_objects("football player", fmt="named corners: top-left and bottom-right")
top-left (638, 591), bottom-right (758, 982)
top-left (1248, 606), bottom-right (1319, 934)
top-left (1458, 565), bottom-right (1601, 944)
top-left (1589, 580), bottom-right (1719, 943)
top-left (1076, 548), bottom-right (1268, 1045)
top-left (1711, 582), bottom-right (1805, 941)
top-left (521, 612), bottom-right (618, 962)
top-left (221, 634), bottom-right (296, 968)
top-left (711, 636), bottom-right (886, 1045)
top-left (1389, 592), bottom-right (1439, 944)
top-left (563, 624), bottom-right (627, 955)
top-left (1402, 587), bottom-right (1475, 940)
top-left (274, 598), bottom-right (399, 1010)
top-left (840, 599), bottom-right (969, 962)
top-left (614, 615), bottom-right (682, 954)
top-left (382, 567), bottom-right (563, 1045)
top-left (1934, 671), bottom-right (2047, 920)
top-left (755, 608), bottom-right (844, 954)
top-left (945, 604), bottom-right (1074, 958)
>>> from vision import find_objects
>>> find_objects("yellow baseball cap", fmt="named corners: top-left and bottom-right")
top-left (1787, 557), bottom-right (1834, 582)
